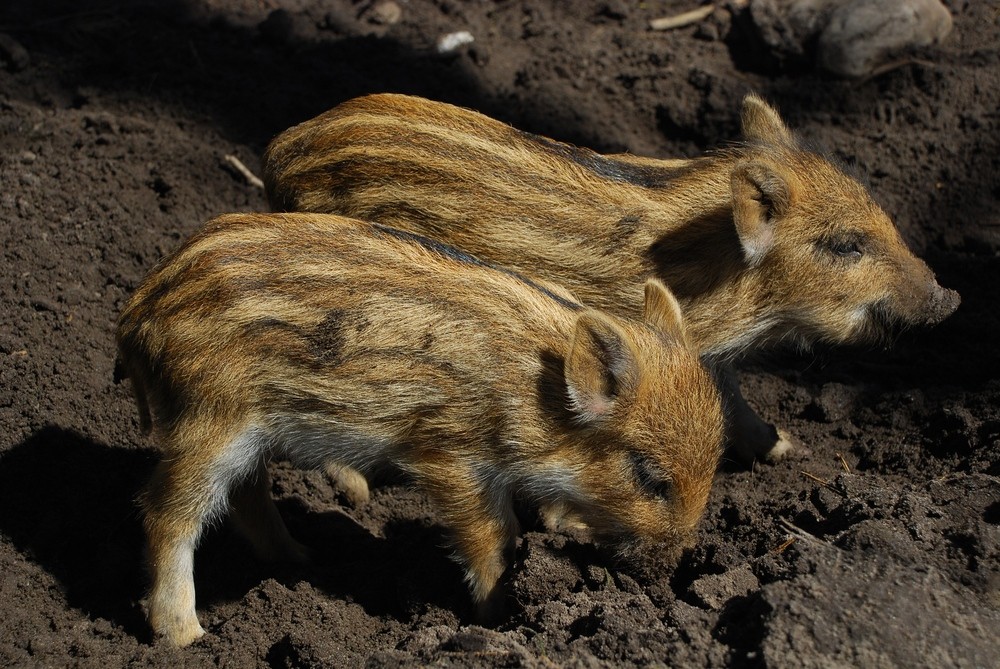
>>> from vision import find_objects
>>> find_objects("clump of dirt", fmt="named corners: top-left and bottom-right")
top-left (1, 0), bottom-right (997, 666)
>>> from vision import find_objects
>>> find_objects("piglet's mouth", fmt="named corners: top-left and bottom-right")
top-left (863, 300), bottom-right (905, 346)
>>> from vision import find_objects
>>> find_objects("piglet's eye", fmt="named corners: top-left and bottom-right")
top-left (629, 453), bottom-right (674, 500)
top-left (831, 240), bottom-right (862, 258)
top-left (820, 233), bottom-right (865, 262)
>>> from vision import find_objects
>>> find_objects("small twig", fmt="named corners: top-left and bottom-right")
top-left (835, 452), bottom-right (851, 474)
top-left (188, 39), bottom-right (205, 71)
top-left (223, 154), bottom-right (264, 189)
top-left (771, 536), bottom-right (796, 554)
top-left (800, 470), bottom-right (831, 488)
top-left (858, 57), bottom-right (939, 84)
top-left (0, 8), bottom-right (116, 32)
top-left (777, 518), bottom-right (832, 548)
top-left (649, 5), bottom-right (715, 31)
top-left (800, 469), bottom-right (848, 497)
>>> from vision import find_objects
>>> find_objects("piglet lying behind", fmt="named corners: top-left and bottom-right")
top-left (115, 213), bottom-right (724, 647)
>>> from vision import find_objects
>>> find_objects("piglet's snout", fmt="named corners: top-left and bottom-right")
top-left (894, 256), bottom-right (960, 327)
top-left (922, 283), bottom-right (960, 326)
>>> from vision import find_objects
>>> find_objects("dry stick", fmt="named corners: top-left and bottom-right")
top-left (649, 5), bottom-right (715, 31)
top-left (224, 154), bottom-right (265, 189)
top-left (800, 470), bottom-right (847, 496)
top-left (777, 518), bottom-right (834, 548)
top-left (836, 452), bottom-right (851, 474)
top-left (858, 57), bottom-right (939, 84)
top-left (800, 470), bottom-right (831, 488)
top-left (771, 536), bottom-right (797, 554)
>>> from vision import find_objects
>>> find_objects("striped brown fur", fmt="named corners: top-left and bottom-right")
top-left (263, 93), bottom-right (960, 461)
top-left (116, 213), bottom-right (723, 646)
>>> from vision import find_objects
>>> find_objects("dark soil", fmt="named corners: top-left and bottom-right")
top-left (1, 1), bottom-right (998, 667)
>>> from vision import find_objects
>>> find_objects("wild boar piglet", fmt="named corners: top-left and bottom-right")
top-left (263, 93), bottom-right (959, 463)
top-left (116, 213), bottom-right (724, 647)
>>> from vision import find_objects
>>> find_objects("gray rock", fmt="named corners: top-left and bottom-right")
top-left (363, 1), bottom-right (403, 26)
top-left (747, 0), bottom-right (953, 77)
top-left (749, 0), bottom-right (841, 62)
top-left (818, 0), bottom-right (953, 77)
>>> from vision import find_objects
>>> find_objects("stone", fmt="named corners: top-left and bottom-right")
top-left (746, 0), bottom-right (953, 77)
top-left (818, 0), bottom-right (953, 77)
top-left (364, 1), bottom-right (403, 26)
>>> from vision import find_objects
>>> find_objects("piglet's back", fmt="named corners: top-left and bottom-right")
top-left (115, 213), bottom-right (584, 440)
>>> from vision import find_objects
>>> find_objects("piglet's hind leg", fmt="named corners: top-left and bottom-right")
top-left (229, 456), bottom-right (311, 563)
top-left (142, 423), bottom-right (262, 646)
top-left (717, 365), bottom-right (796, 463)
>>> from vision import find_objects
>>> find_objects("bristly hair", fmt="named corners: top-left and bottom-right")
top-left (370, 223), bottom-right (584, 312)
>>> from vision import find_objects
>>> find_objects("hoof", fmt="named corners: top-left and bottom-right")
top-left (474, 587), bottom-right (508, 628)
top-left (274, 537), bottom-right (315, 565)
top-left (152, 613), bottom-right (205, 648)
top-left (325, 464), bottom-right (370, 507)
top-left (760, 429), bottom-right (797, 462)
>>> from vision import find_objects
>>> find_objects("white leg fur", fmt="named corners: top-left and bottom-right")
top-left (147, 536), bottom-right (204, 646)
top-left (539, 500), bottom-right (588, 532)
top-left (144, 425), bottom-right (263, 646)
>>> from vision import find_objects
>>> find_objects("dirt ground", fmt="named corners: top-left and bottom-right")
top-left (1, 0), bottom-right (998, 666)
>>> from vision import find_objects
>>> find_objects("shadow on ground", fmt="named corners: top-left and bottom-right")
top-left (0, 427), bottom-right (472, 644)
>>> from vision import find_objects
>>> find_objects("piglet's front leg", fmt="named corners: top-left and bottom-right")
top-left (415, 461), bottom-right (520, 624)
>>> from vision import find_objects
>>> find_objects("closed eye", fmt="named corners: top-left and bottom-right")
top-left (831, 239), bottom-right (861, 258)
top-left (629, 453), bottom-right (675, 500)
top-left (818, 231), bottom-right (866, 262)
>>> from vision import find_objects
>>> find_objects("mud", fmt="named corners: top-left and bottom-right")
top-left (1, 1), bottom-right (997, 667)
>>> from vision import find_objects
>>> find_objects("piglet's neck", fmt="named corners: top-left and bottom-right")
top-left (636, 154), bottom-right (768, 359)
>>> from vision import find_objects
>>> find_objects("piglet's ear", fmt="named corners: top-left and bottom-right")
top-left (731, 161), bottom-right (791, 268)
top-left (643, 279), bottom-right (688, 345)
top-left (565, 311), bottom-right (637, 424)
top-left (740, 94), bottom-right (796, 148)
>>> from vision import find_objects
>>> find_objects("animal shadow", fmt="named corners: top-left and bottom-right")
top-left (0, 426), bottom-right (470, 642)
top-left (0, 426), bottom-right (154, 637)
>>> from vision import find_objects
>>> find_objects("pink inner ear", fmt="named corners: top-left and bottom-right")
top-left (568, 384), bottom-right (613, 421)
top-left (582, 394), bottom-right (612, 418)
